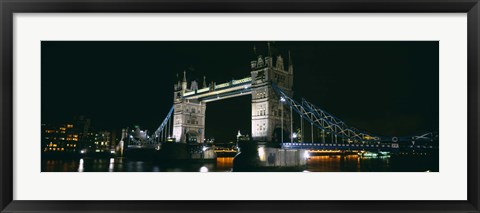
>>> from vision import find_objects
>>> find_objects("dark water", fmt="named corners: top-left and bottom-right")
top-left (41, 155), bottom-right (438, 172)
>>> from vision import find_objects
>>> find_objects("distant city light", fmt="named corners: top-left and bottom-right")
top-left (202, 146), bottom-right (207, 151)
top-left (293, 133), bottom-right (298, 139)
top-left (280, 97), bottom-right (286, 102)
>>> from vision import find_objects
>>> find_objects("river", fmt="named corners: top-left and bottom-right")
top-left (41, 154), bottom-right (438, 172)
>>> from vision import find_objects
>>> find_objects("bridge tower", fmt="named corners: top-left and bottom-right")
top-left (250, 45), bottom-right (294, 142)
top-left (172, 71), bottom-right (206, 143)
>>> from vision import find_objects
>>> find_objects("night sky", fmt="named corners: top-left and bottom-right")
top-left (41, 41), bottom-right (439, 142)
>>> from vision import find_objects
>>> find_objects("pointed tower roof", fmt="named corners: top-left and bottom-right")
top-left (288, 50), bottom-right (294, 74)
top-left (288, 50), bottom-right (293, 66)
top-left (267, 42), bottom-right (272, 58)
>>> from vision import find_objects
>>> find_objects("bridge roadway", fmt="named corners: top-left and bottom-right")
top-left (126, 142), bottom-right (438, 154)
top-left (281, 142), bottom-right (438, 152)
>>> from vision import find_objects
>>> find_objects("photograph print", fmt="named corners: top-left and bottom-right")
top-left (41, 41), bottom-right (439, 172)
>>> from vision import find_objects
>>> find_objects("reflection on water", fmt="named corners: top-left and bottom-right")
top-left (108, 158), bottom-right (114, 172)
top-left (216, 157), bottom-right (234, 171)
top-left (78, 159), bottom-right (84, 172)
top-left (199, 166), bottom-right (209, 172)
top-left (306, 155), bottom-right (437, 172)
top-left (41, 155), bottom-right (437, 172)
top-left (306, 155), bottom-right (390, 172)
top-left (42, 157), bottom-right (235, 172)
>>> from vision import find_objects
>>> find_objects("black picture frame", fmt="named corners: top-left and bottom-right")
top-left (1, 0), bottom-right (479, 212)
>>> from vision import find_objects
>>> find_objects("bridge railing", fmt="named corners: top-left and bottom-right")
top-left (153, 105), bottom-right (174, 138)
top-left (184, 91), bottom-right (195, 96)
top-left (271, 83), bottom-right (438, 144)
top-left (281, 142), bottom-right (438, 151)
top-left (215, 82), bottom-right (230, 89)
top-left (197, 87), bottom-right (209, 93)
top-left (272, 83), bottom-right (370, 142)
top-left (232, 77), bottom-right (252, 85)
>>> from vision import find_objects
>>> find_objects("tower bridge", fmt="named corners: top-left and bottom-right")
top-left (168, 50), bottom-right (293, 144)
top-left (123, 45), bottom-right (438, 152)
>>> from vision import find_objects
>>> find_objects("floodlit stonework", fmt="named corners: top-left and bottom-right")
top-left (172, 45), bottom-right (294, 143)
